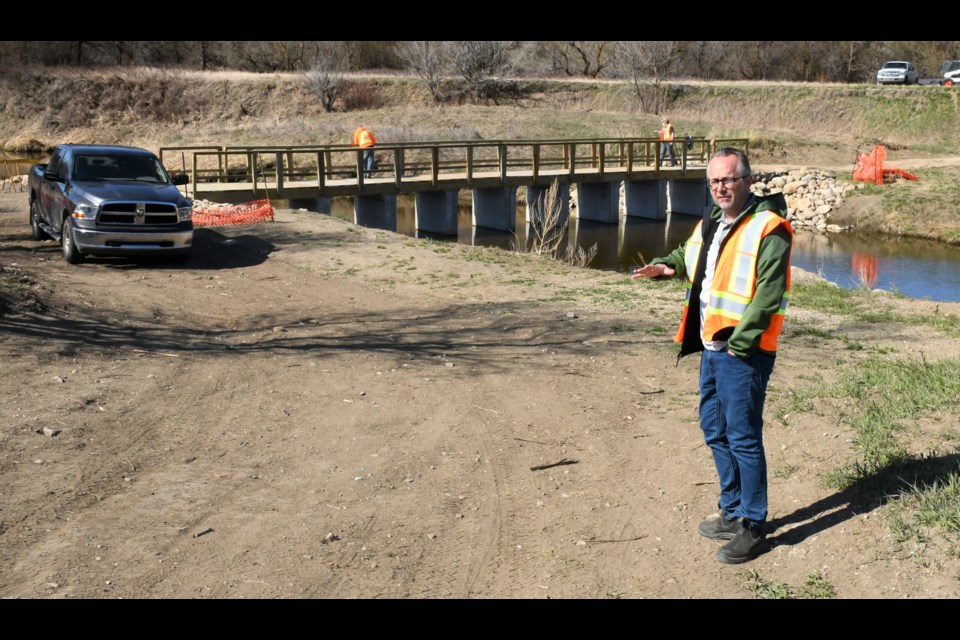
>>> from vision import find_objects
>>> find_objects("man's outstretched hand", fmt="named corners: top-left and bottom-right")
top-left (631, 263), bottom-right (676, 279)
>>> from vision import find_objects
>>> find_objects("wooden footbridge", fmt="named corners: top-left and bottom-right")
top-left (159, 136), bottom-right (748, 232)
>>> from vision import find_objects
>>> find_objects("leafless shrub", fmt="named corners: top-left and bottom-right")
top-left (524, 179), bottom-right (598, 268)
top-left (306, 52), bottom-right (345, 113)
top-left (338, 80), bottom-right (384, 112)
top-left (396, 41), bottom-right (447, 103)
top-left (616, 41), bottom-right (684, 115)
top-left (448, 41), bottom-right (517, 104)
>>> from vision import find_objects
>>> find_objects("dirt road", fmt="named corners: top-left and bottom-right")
top-left (1, 189), bottom-right (958, 599)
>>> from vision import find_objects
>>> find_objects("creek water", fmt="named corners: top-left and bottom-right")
top-left (283, 196), bottom-right (960, 304)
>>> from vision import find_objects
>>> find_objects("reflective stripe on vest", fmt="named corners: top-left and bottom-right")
top-left (358, 130), bottom-right (375, 148)
top-left (674, 211), bottom-right (791, 351)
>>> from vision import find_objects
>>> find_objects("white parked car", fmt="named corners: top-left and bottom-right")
top-left (876, 61), bottom-right (919, 85)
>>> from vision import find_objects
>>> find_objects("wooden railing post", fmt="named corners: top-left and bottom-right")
top-left (466, 146), bottom-right (474, 186)
top-left (568, 143), bottom-right (576, 180)
top-left (316, 151), bottom-right (325, 194)
top-left (275, 152), bottom-right (284, 193)
top-left (356, 149), bottom-right (365, 190)
top-left (499, 144), bottom-right (507, 184)
top-left (394, 148), bottom-right (403, 191)
top-left (597, 142), bottom-right (605, 179)
top-left (192, 152), bottom-right (198, 199)
top-left (431, 146), bottom-right (439, 187)
top-left (532, 144), bottom-right (540, 181)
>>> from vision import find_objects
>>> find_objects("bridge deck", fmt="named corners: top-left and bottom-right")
top-left (161, 137), bottom-right (746, 204)
top-left (191, 164), bottom-right (709, 203)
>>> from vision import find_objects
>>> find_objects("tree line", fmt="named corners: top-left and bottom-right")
top-left (5, 41), bottom-right (959, 85)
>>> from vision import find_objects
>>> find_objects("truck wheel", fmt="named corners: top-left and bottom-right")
top-left (946, 79), bottom-right (955, 87)
top-left (61, 216), bottom-right (84, 264)
top-left (30, 199), bottom-right (49, 240)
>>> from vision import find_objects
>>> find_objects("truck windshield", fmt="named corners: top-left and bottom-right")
top-left (74, 155), bottom-right (169, 183)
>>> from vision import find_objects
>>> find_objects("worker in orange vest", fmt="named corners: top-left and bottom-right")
top-left (352, 126), bottom-right (377, 176)
top-left (656, 117), bottom-right (677, 166)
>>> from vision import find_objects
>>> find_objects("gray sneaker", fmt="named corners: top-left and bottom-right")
top-left (715, 518), bottom-right (767, 564)
top-left (698, 514), bottom-right (740, 540)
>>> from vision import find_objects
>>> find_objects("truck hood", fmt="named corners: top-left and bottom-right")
top-left (69, 181), bottom-right (189, 206)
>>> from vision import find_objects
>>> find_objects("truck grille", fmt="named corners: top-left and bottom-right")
top-left (98, 202), bottom-right (179, 225)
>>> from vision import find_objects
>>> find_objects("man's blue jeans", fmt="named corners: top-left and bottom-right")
top-left (659, 142), bottom-right (676, 166)
top-left (699, 348), bottom-right (776, 529)
top-left (363, 149), bottom-right (375, 175)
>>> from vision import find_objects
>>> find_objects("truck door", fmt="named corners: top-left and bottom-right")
top-left (41, 148), bottom-right (70, 234)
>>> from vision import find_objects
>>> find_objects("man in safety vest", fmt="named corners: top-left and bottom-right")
top-left (657, 117), bottom-right (677, 166)
top-left (352, 126), bottom-right (377, 176)
top-left (631, 147), bottom-right (793, 564)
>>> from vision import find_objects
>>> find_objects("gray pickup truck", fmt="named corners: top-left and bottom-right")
top-left (28, 144), bottom-right (193, 264)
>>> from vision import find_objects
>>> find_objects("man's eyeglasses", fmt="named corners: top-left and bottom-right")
top-left (707, 175), bottom-right (749, 189)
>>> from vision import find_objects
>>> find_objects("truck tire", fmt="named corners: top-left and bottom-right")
top-left (61, 216), bottom-right (84, 264)
top-left (30, 199), bottom-right (49, 240)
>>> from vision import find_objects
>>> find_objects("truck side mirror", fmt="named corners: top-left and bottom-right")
top-left (44, 170), bottom-right (64, 183)
top-left (171, 173), bottom-right (190, 186)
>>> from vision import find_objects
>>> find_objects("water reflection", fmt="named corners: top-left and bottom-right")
top-left (278, 196), bottom-right (960, 303)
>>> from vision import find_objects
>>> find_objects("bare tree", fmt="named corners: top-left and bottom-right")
top-left (306, 46), bottom-right (345, 113)
top-left (524, 179), bottom-right (597, 267)
top-left (448, 41), bottom-right (515, 103)
top-left (676, 40), bottom-right (723, 79)
top-left (733, 41), bottom-right (790, 80)
top-left (617, 41), bottom-right (683, 113)
top-left (551, 41), bottom-right (612, 78)
top-left (397, 41), bottom-right (447, 103)
top-left (235, 41), bottom-right (315, 72)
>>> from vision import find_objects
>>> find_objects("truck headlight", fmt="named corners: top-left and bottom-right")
top-left (72, 204), bottom-right (98, 219)
top-left (178, 206), bottom-right (193, 222)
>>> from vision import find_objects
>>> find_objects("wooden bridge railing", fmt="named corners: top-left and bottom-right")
top-left (159, 137), bottom-right (748, 196)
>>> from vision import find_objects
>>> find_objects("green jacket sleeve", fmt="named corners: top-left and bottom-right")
top-left (727, 227), bottom-right (792, 357)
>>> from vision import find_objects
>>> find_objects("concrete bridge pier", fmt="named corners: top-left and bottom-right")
top-left (472, 187), bottom-right (517, 231)
top-left (525, 183), bottom-right (570, 226)
top-left (623, 180), bottom-right (667, 220)
top-left (415, 190), bottom-right (459, 235)
top-left (574, 182), bottom-right (619, 223)
top-left (288, 197), bottom-right (333, 214)
top-left (354, 194), bottom-right (398, 231)
top-left (668, 180), bottom-right (713, 216)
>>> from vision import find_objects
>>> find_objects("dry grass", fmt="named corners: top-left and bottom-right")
top-left (522, 179), bottom-right (598, 268)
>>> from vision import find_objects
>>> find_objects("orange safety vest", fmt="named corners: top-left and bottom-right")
top-left (353, 127), bottom-right (376, 148)
top-left (659, 123), bottom-right (675, 141)
top-left (674, 211), bottom-right (792, 352)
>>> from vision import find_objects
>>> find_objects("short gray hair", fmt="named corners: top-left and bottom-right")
top-left (711, 147), bottom-right (751, 177)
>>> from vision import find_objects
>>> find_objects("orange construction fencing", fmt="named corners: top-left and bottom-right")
top-left (193, 199), bottom-right (275, 228)
top-left (852, 145), bottom-right (918, 184)
top-left (852, 145), bottom-right (887, 184)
